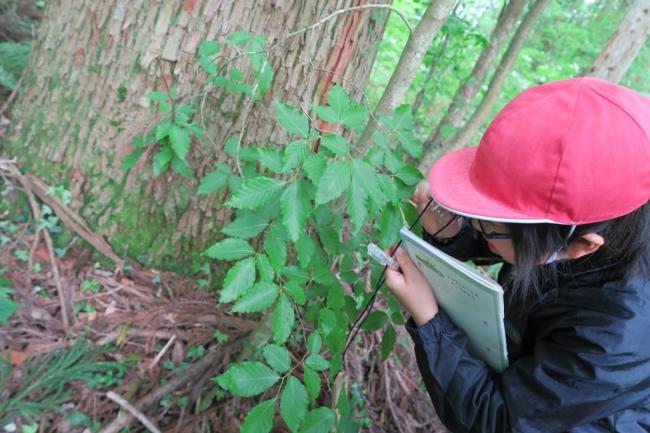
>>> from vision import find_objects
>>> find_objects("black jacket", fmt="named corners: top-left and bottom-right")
top-left (406, 222), bottom-right (650, 432)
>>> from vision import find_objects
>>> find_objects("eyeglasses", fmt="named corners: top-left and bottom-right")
top-left (471, 219), bottom-right (513, 240)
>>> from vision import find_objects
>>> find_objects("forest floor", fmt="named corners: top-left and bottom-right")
top-left (0, 165), bottom-right (447, 433)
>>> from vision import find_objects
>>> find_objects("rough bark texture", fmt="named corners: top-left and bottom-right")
top-left (4, 0), bottom-right (389, 268)
top-left (419, 0), bottom-right (550, 172)
top-left (587, 0), bottom-right (650, 83)
top-left (356, 0), bottom-right (455, 153)
top-left (424, 0), bottom-right (526, 153)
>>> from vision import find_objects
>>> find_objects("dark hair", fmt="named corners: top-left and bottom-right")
top-left (503, 201), bottom-right (650, 300)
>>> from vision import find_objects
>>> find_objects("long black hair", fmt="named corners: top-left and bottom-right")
top-left (503, 201), bottom-right (650, 300)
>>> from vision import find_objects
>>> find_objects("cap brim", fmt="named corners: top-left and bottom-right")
top-left (429, 148), bottom-right (560, 223)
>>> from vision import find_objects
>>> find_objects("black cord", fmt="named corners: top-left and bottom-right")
top-left (342, 198), bottom-right (461, 358)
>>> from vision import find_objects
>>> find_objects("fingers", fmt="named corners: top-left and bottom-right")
top-left (393, 247), bottom-right (417, 274)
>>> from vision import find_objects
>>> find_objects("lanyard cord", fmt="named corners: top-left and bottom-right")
top-left (342, 198), bottom-right (461, 358)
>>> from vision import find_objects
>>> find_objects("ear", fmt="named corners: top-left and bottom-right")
top-left (565, 233), bottom-right (605, 260)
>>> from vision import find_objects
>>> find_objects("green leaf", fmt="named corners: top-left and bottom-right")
top-left (312, 105), bottom-right (338, 123)
top-left (262, 344), bottom-right (291, 373)
top-left (282, 140), bottom-right (310, 172)
top-left (351, 158), bottom-right (383, 204)
top-left (273, 293), bottom-right (294, 345)
top-left (395, 165), bottom-right (423, 185)
top-left (228, 30), bottom-right (251, 46)
top-left (295, 233), bottom-right (315, 268)
top-left (231, 282), bottom-right (279, 313)
top-left (341, 105), bottom-right (368, 129)
top-left (302, 154), bottom-right (327, 184)
top-left (171, 156), bottom-right (192, 178)
top-left (0, 287), bottom-right (20, 326)
top-left (147, 91), bottom-right (168, 103)
top-left (264, 224), bottom-right (287, 271)
top-left (258, 147), bottom-right (284, 173)
top-left (156, 121), bottom-right (172, 140)
top-left (299, 407), bottom-right (335, 433)
top-left (153, 147), bottom-right (173, 176)
top-left (396, 128), bottom-right (422, 158)
top-left (120, 149), bottom-right (145, 169)
top-left (318, 308), bottom-right (337, 337)
top-left (256, 254), bottom-right (275, 282)
top-left (281, 180), bottom-right (311, 242)
top-left (305, 353), bottom-right (329, 372)
top-left (328, 85), bottom-right (350, 118)
top-left (227, 176), bottom-right (286, 209)
top-left (204, 238), bottom-right (254, 260)
top-left (198, 40), bottom-right (220, 57)
top-left (347, 177), bottom-right (367, 234)
top-left (170, 125), bottom-right (190, 160)
top-left (198, 166), bottom-right (230, 195)
top-left (283, 280), bottom-right (305, 305)
top-left (379, 203), bottom-right (402, 247)
top-left (315, 161), bottom-right (350, 205)
top-left (320, 135), bottom-right (348, 157)
top-left (307, 332), bottom-right (322, 354)
top-left (281, 376), bottom-right (308, 433)
top-left (381, 324), bottom-right (397, 360)
top-left (215, 361), bottom-right (279, 397)
top-left (222, 210), bottom-right (270, 239)
top-left (241, 398), bottom-right (276, 433)
top-left (303, 366), bottom-right (320, 401)
top-left (219, 258), bottom-right (255, 303)
top-left (360, 311), bottom-right (388, 331)
top-left (275, 100), bottom-right (309, 138)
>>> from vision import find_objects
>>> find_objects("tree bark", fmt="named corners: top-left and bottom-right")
top-left (423, 0), bottom-right (526, 153)
top-left (419, 0), bottom-right (550, 172)
top-left (356, 0), bottom-right (455, 153)
top-left (3, 0), bottom-right (390, 267)
top-left (587, 0), bottom-right (650, 83)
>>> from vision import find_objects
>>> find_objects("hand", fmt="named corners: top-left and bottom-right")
top-left (412, 181), bottom-right (462, 239)
top-left (384, 246), bottom-right (439, 326)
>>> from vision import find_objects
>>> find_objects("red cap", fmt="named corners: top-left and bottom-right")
top-left (429, 77), bottom-right (650, 224)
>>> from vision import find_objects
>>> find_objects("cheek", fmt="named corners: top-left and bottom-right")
top-left (489, 241), bottom-right (516, 264)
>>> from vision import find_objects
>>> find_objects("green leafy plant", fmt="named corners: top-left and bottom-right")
top-left (0, 41), bottom-right (31, 91)
top-left (0, 270), bottom-right (20, 326)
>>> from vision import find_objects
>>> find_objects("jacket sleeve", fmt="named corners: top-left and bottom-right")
top-left (422, 218), bottom-right (500, 265)
top-left (405, 306), bottom-right (646, 433)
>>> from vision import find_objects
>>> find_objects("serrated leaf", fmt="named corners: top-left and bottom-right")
top-left (395, 165), bottom-right (423, 185)
top-left (307, 332), bottom-right (322, 354)
top-left (396, 128), bottom-right (422, 158)
top-left (381, 324), bottom-right (397, 360)
top-left (170, 125), bottom-right (190, 160)
top-left (228, 30), bottom-right (251, 46)
top-left (281, 180), bottom-right (311, 242)
top-left (312, 105), bottom-right (338, 123)
top-left (263, 344), bottom-right (291, 374)
top-left (318, 308), bottom-right (337, 337)
top-left (147, 91), bottom-right (168, 103)
top-left (341, 105), bottom-right (368, 129)
top-left (281, 376), bottom-right (308, 433)
top-left (215, 362), bottom-right (279, 397)
top-left (0, 287), bottom-right (20, 326)
top-left (347, 177), bottom-right (367, 234)
top-left (153, 147), bottom-right (173, 176)
top-left (222, 211), bottom-right (270, 239)
top-left (171, 156), bottom-right (192, 178)
top-left (351, 159), bottom-right (383, 203)
top-left (219, 258), bottom-right (255, 303)
top-left (156, 121), bottom-right (172, 140)
top-left (198, 40), bottom-right (220, 57)
top-left (198, 168), bottom-right (230, 195)
top-left (120, 149), bottom-right (144, 169)
top-left (273, 293), bottom-right (294, 345)
top-left (302, 154), bottom-right (326, 184)
top-left (241, 398), bottom-right (275, 433)
top-left (231, 282), bottom-right (279, 313)
top-left (360, 310), bottom-right (388, 331)
top-left (227, 176), bottom-right (286, 209)
top-left (320, 135), bottom-right (348, 157)
top-left (305, 354), bottom-right (329, 372)
top-left (258, 147), bottom-right (284, 173)
top-left (282, 140), bottom-right (310, 172)
top-left (204, 238), bottom-right (254, 260)
top-left (328, 85), bottom-right (350, 118)
top-left (379, 203), bottom-right (402, 247)
top-left (303, 366), bottom-right (320, 401)
top-left (275, 100), bottom-right (309, 138)
top-left (264, 224), bottom-right (287, 271)
top-left (254, 255), bottom-right (274, 283)
top-left (315, 161), bottom-right (350, 205)
top-left (283, 280), bottom-right (305, 305)
top-left (295, 233), bottom-right (315, 268)
top-left (299, 407), bottom-right (335, 433)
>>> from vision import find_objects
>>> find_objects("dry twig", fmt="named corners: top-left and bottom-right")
top-left (105, 391), bottom-right (162, 433)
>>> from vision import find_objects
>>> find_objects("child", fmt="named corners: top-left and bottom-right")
top-left (385, 77), bottom-right (650, 432)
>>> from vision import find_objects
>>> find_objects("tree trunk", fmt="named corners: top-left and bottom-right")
top-left (587, 0), bottom-right (650, 83)
top-left (3, 0), bottom-right (390, 268)
top-left (356, 0), bottom-right (455, 153)
top-left (419, 0), bottom-right (550, 172)
top-left (423, 0), bottom-right (526, 153)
